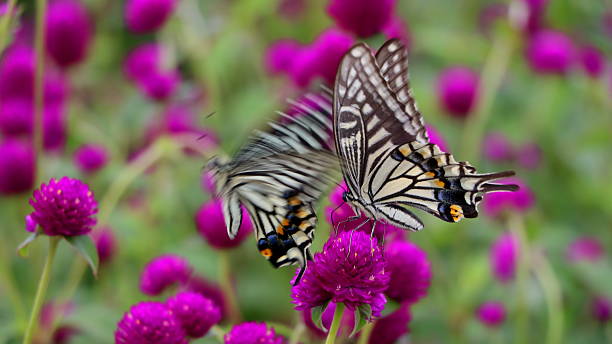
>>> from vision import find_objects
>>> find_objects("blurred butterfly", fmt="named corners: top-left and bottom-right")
top-left (207, 91), bottom-right (336, 284)
top-left (333, 39), bottom-right (518, 231)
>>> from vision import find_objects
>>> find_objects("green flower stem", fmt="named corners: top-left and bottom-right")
top-left (218, 251), bottom-right (241, 324)
top-left (33, 0), bottom-right (47, 183)
top-left (0, 245), bottom-right (26, 328)
top-left (288, 321), bottom-right (306, 344)
top-left (23, 236), bottom-right (60, 344)
top-left (325, 303), bottom-right (345, 344)
top-left (0, 0), bottom-right (18, 53)
top-left (532, 249), bottom-right (564, 344)
top-left (356, 321), bottom-right (374, 344)
top-left (508, 213), bottom-right (530, 344)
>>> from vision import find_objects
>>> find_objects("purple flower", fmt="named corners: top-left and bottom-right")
top-left (516, 142), bottom-right (541, 169)
top-left (327, 0), bottom-right (396, 38)
top-left (93, 227), bottom-right (117, 265)
top-left (512, 0), bottom-right (548, 34)
top-left (579, 45), bottom-right (605, 78)
top-left (292, 231), bottom-right (389, 317)
top-left (566, 237), bottom-right (604, 263)
top-left (43, 105), bottom-right (67, 152)
top-left (0, 45), bottom-right (35, 100)
top-left (28, 177), bottom-right (97, 236)
top-left (426, 125), bottom-right (449, 152)
top-left (74, 144), bottom-right (108, 174)
top-left (382, 16), bottom-right (411, 46)
top-left (368, 303), bottom-right (411, 344)
top-left (483, 132), bottom-right (514, 162)
top-left (526, 30), bottom-right (575, 75)
top-left (591, 296), bottom-right (611, 323)
top-left (45, 0), bottom-right (92, 67)
top-left (277, 0), bottom-right (305, 19)
top-left (224, 322), bottom-right (284, 344)
top-left (138, 71), bottom-right (180, 102)
top-left (195, 199), bottom-right (252, 249)
top-left (490, 233), bottom-right (518, 284)
top-left (0, 139), bottom-right (35, 194)
top-left (115, 301), bottom-right (187, 344)
top-left (385, 239), bottom-right (432, 304)
top-left (437, 66), bottom-right (479, 117)
top-left (125, 0), bottom-right (177, 33)
top-left (0, 98), bottom-right (33, 136)
top-left (124, 44), bottom-right (160, 82)
top-left (201, 171), bottom-right (216, 195)
top-left (266, 39), bottom-right (303, 75)
top-left (52, 325), bottom-right (79, 344)
top-left (482, 177), bottom-right (534, 218)
top-left (123, 44), bottom-right (180, 102)
top-left (25, 214), bottom-right (37, 232)
top-left (140, 254), bottom-right (193, 296)
top-left (183, 276), bottom-right (227, 320)
top-left (476, 301), bottom-right (506, 327)
top-left (166, 291), bottom-right (221, 338)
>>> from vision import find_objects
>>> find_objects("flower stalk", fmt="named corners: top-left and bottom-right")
top-left (325, 303), bottom-right (345, 344)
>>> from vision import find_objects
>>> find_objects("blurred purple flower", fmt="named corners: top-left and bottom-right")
top-left (369, 303), bottom-right (411, 344)
top-left (490, 233), bottom-right (518, 284)
top-left (140, 254), bottom-right (193, 296)
top-left (45, 0), bottom-right (92, 67)
top-left (43, 105), bottom-right (67, 152)
top-left (28, 177), bottom-right (97, 236)
top-left (478, 3), bottom-right (507, 37)
top-left (382, 16), bottom-right (411, 46)
top-left (327, 0), bottom-right (396, 38)
top-left (516, 142), bottom-right (541, 169)
top-left (139, 71), bottom-right (180, 102)
top-left (482, 177), bottom-right (534, 218)
top-left (526, 30), bottom-right (575, 75)
top-left (125, 43), bottom-right (160, 82)
top-left (265, 39), bottom-right (302, 75)
top-left (125, 0), bottom-right (177, 33)
top-left (195, 198), bottom-right (252, 249)
top-left (566, 237), bottom-right (604, 263)
top-left (74, 144), bottom-right (108, 174)
top-left (0, 139), bottom-right (35, 194)
top-left (201, 171), bottom-right (216, 195)
top-left (124, 44), bottom-right (180, 102)
top-left (483, 132), bottom-right (514, 162)
top-left (115, 301), bottom-right (187, 344)
top-left (591, 296), bottom-right (611, 323)
top-left (93, 227), bottom-right (117, 265)
top-left (0, 45), bottom-right (35, 100)
top-left (476, 301), bottom-right (506, 327)
top-left (579, 45), bottom-right (605, 78)
top-left (166, 291), bottom-right (221, 338)
top-left (277, 0), bottom-right (305, 19)
top-left (25, 214), bottom-right (37, 232)
top-left (512, 0), bottom-right (548, 34)
top-left (0, 98), bottom-right (33, 136)
top-left (385, 239), bottom-right (432, 304)
top-left (183, 275), bottom-right (228, 320)
top-left (52, 325), bottom-right (79, 344)
top-left (437, 66), bottom-right (479, 117)
top-left (224, 322), bottom-right (284, 344)
top-left (426, 125), bottom-right (449, 152)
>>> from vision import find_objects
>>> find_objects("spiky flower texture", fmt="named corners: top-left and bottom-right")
top-left (115, 301), bottom-right (187, 344)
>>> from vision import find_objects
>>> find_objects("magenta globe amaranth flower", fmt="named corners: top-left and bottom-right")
top-left (510, 0), bottom-right (548, 34)
top-left (369, 304), bottom-right (411, 344)
top-left (45, 0), bottom-right (92, 67)
top-left (43, 105), bottom-right (67, 152)
top-left (183, 276), bottom-right (227, 319)
top-left (93, 227), bottom-right (117, 264)
top-left (166, 292), bottom-right (221, 338)
top-left (426, 125), bottom-right (448, 152)
top-left (266, 39), bottom-right (302, 75)
top-left (483, 133), bottom-right (514, 162)
top-left (526, 30), bottom-right (575, 75)
top-left (0, 45), bottom-right (35, 100)
top-left (0, 139), bottom-right (35, 194)
top-left (224, 322), bottom-right (284, 344)
top-left (516, 142), bottom-right (541, 169)
top-left (482, 177), bottom-right (534, 218)
top-left (139, 71), bottom-right (180, 102)
top-left (74, 144), bottom-right (108, 174)
top-left (140, 254), bottom-right (193, 296)
top-left (115, 301), bottom-right (187, 344)
top-left (28, 177), bottom-right (97, 236)
top-left (490, 233), bottom-right (518, 284)
top-left (327, 0), bottom-right (396, 38)
top-left (579, 45), bottom-right (605, 78)
top-left (383, 16), bottom-right (411, 46)
top-left (476, 301), bottom-right (506, 327)
top-left (125, 0), bottom-right (177, 33)
top-left (124, 44), bottom-right (160, 82)
top-left (0, 98), bottom-right (33, 136)
top-left (437, 67), bottom-right (479, 117)
top-left (385, 239), bottom-right (432, 304)
top-left (591, 296), bottom-right (611, 323)
top-left (195, 198), bottom-right (252, 249)
top-left (566, 237), bottom-right (604, 263)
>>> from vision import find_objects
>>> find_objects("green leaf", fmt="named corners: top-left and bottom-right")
top-left (65, 235), bottom-right (99, 278)
top-left (311, 300), bottom-right (329, 332)
top-left (350, 303), bottom-right (372, 337)
top-left (17, 232), bottom-right (40, 257)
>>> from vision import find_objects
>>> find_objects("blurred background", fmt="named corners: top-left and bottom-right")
top-left (0, 0), bottom-right (610, 343)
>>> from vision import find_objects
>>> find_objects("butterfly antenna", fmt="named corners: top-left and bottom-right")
top-left (197, 112), bottom-right (217, 141)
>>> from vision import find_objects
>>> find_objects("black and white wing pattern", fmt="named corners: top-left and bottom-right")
top-left (333, 39), bottom-right (518, 231)
top-left (207, 90), bottom-right (336, 284)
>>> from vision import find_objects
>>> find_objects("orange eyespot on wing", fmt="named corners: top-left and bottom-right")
top-left (260, 248), bottom-right (273, 257)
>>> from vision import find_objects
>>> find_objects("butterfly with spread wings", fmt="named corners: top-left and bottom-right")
top-left (333, 39), bottom-right (518, 231)
top-left (207, 91), bottom-right (336, 283)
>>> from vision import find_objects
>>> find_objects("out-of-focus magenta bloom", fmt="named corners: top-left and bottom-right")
top-left (482, 177), bottom-right (534, 218)
top-left (43, 105), bottom-right (67, 151)
top-left (516, 142), bottom-right (541, 169)
top-left (385, 239), bottom-right (432, 304)
top-left (115, 301), bottom-right (187, 344)
top-left (124, 44), bottom-right (180, 102)
top-left (369, 304), bottom-right (411, 344)
top-left (45, 0), bottom-right (92, 67)
top-left (526, 30), bottom-right (575, 75)
top-left (327, 0), bottom-right (396, 38)
top-left (183, 276), bottom-right (227, 320)
top-left (224, 322), bottom-right (284, 344)
top-left (382, 16), bottom-right (411, 46)
top-left (0, 139), bottom-right (35, 194)
top-left (201, 171), bottom-right (216, 195)
top-left (0, 45), bottom-right (35, 100)
top-left (437, 66), bottom-right (479, 117)
top-left (124, 44), bottom-right (160, 82)
top-left (93, 227), bottom-right (117, 264)
top-left (140, 254), bottom-right (193, 296)
top-left (476, 301), bottom-right (506, 327)
top-left (139, 71), bottom-right (180, 101)
top-left (266, 39), bottom-right (302, 75)
top-left (478, 3), bottom-right (507, 37)
top-left (292, 231), bottom-right (389, 317)
top-left (483, 132), bottom-right (514, 162)
top-left (0, 98), bottom-right (33, 136)
top-left (490, 233), bottom-right (518, 284)
top-left (579, 45), bottom-right (605, 78)
top-left (52, 326), bottom-right (79, 344)
top-left (74, 144), bottom-right (108, 174)
top-left (28, 177), bottom-right (97, 236)
top-left (566, 237), bottom-right (604, 263)
top-left (195, 199), bottom-right (252, 249)
top-left (512, 0), bottom-right (548, 34)
top-left (591, 296), bottom-right (611, 323)
top-left (426, 125), bottom-right (448, 152)
top-left (277, 0), bottom-right (305, 19)
top-left (125, 0), bottom-right (177, 33)
top-left (166, 291), bottom-right (221, 338)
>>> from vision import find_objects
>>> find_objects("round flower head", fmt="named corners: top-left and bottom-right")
top-left (476, 301), bottom-right (506, 327)
top-left (510, 0), bottom-right (548, 34)
top-left (166, 291), bottom-right (221, 338)
top-left (437, 66), bottom-right (479, 117)
top-left (115, 301), bottom-right (187, 344)
top-left (490, 233), bottom-right (518, 284)
top-left (482, 177), bottom-right (534, 218)
top-left (385, 239), bottom-right (432, 304)
top-left (0, 98), bottom-right (33, 136)
top-left (140, 254), bottom-right (193, 296)
top-left (369, 303), bottom-right (411, 344)
top-left (183, 276), bottom-right (227, 319)
top-left (224, 322), bottom-right (284, 344)
top-left (45, 0), bottom-right (92, 67)
top-left (591, 296), bottom-right (611, 323)
top-left (516, 142), bottom-right (541, 169)
top-left (277, 0), bottom-right (305, 19)
top-left (138, 71), bottom-right (180, 102)
top-left (28, 177), bottom-right (97, 236)
top-left (93, 227), bottom-right (117, 265)
top-left (382, 16), bottom-right (411, 46)
top-left (74, 144), bottom-right (108, 174)
top-left (266, 39), bottom-right (302, 75)
top-left (327, 0), bottom-right (396, 38)
top-left (0, 139), bottom-right (35, 194)
top-left (526, 30), bottom-right (575, 75)
top-left (195, 198), bottom-right (252, 249)
top-left (483, 133), bottom-right (514, 162)
top-left (125, 0), bottom-right (177, 33)
top-left (0, 45), bottom-right (35, 100)
top-left (566, 237), bottom-right (604, 263)
top-left (579, 45), bottom-right (605, 78)
top-left (124, 43), bottom-right (160, 82)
